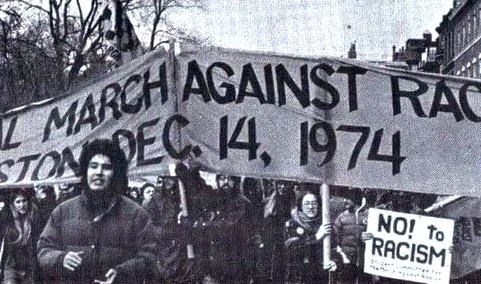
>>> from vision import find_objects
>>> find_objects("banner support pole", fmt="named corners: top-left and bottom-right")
top-left (321, 183), bottom-right (334, 282)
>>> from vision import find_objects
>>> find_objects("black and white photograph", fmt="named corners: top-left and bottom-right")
top-left (0, 0), bottom-right (480, 283)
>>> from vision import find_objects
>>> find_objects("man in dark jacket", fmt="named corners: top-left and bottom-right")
top-left (254, 180), bottom-right (295, 283)
top-left (201, 174), bottom-right (255, 284)
top-left (37, 139), bottom-right (157, 284)
top-left (155, 166), bottom-right (255, 283)
top-left (145, 170), bottom-right (209, 283)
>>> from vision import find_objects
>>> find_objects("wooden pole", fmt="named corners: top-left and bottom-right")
top-left (355, 196), bottom-right (367, 267)
top-left (169, 164), bottom-right (195, 259)
top-left (321, 183), bottom-right (335, 283)
top-left (321, 183), bottom-right (331, 267)
top-left (423, 195), bottom-right (463, 213)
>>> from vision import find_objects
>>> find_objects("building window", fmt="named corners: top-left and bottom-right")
top-left (468, 20), bottom-right (472, 43)
top-left (445, 34), bottom-right (449, 59)
top-left (474, 14), bottom-right (478, 36)
top-left (476, 7), bottom-right (481, 33)
top-left (458, 30), bottom-right (462, 52)
top-left (477, 58), bottom-right (481, 78)
top-left (451, 31), bottom-right (455, 58)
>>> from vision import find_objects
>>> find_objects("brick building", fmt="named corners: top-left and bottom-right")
top-left (436, 0), bottom-right (481, 77)
top-left (392, 31), bottom-right (439, 73)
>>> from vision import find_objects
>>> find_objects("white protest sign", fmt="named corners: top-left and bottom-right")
top-left (364, 208), bottom-right (454, 283)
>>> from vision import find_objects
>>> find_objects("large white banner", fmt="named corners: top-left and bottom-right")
top-left (3, 44), bottom-right (481, 197)
top-left (176, 45), bottom-right (481, 197)
top-left (364, 208), bottom-right (454, 283)
top-left (0, 48), bottom-right (178, 187)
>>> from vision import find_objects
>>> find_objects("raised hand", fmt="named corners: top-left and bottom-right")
top-left (315, 222), bottom-right (332, 240)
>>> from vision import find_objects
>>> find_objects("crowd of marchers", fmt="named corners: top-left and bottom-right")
top-left (0, 138), bottom-right (474, 284)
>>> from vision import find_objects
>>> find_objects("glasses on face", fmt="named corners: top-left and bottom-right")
top-left (218, 175), bottom-right (235, 183)
top-left (302, 201), bottom-right (318, 207)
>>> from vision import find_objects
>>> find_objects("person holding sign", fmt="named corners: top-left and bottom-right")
top-left (172, 171), bottom-right (254, 284)
top-left (37, 139), bottom-right (157, 284)
top-left (145, 166), bottom-right (213, 283)
top-left (366, 190), bottom-right (435, 284)
top-left (254, 180), bottom-right (296, 283)
top-left (284, 190), bottom-right (337, 283)
top-left (199, 174), bottom-right (255, 284)
top-left (335, 188), bottom-right (377, 284)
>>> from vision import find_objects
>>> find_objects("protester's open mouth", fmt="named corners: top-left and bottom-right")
top-left (91, 179), bottom-right (105, 185)
top-left (221, 185), bottom-right (231, 191)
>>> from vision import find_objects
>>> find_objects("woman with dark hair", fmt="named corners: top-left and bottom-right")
top-left (0, 188), bottom-right (44, 284)
top-left (126, 187), bottom-right (141, 204)
top-left (34, 185), bottom-right (57, 222)
top-left (284, 190), bottom-right (337, 284)
top-left (140, 183), bottom-right (156, 208)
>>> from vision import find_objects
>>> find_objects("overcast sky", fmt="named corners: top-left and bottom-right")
top-left (168, 0), bottom-right (454, 60)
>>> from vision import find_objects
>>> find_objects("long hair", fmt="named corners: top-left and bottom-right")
top-left (78, 139), bottom-right (128, 193)
top-left (7, 188), bottom-right (35, 245)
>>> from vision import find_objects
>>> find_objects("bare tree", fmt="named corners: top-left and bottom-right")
top-left (0, 4), bottom-right (59, 111)
top-left (0, 0), bottom-right (207, 112)
top-left (41, 0), bottom-right (105, 87)
top-left (127, 0), bottom-right (206, 51)
top-left (0, 0), bottom-right (115, 111)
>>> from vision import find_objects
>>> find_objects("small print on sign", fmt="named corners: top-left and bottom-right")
top-left (364, 208), bottom-right (454, 284)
